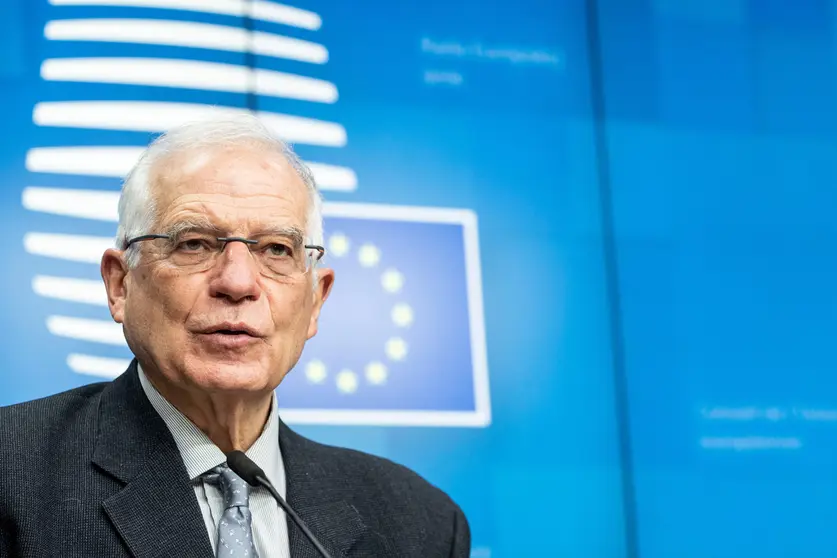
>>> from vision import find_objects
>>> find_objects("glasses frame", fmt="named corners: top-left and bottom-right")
top-left (124, 234), bottom-right (326, 274)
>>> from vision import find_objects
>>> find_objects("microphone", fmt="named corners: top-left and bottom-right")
top-left (226, 450), bottom-right (333, 558)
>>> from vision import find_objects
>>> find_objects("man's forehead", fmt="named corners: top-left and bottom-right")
top-left (155, 146), bottom-right (303, 192)
top-left (162, 204), bottom-right (303, 228)
top-left (150, 146), bottom-right (309, 225)
top-left (156, 194), bottom-right (307, 233)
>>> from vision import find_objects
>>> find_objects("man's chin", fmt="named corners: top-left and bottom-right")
top-left (181, 355), bottom-right (277, 395)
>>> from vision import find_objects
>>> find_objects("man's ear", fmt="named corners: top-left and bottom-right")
top-left (101, 248), bottom-right (129, 323)
top-left (307, 268), bottom-right (335, 339)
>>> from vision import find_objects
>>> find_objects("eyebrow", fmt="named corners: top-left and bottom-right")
top-left (163, 219), bottom-right (306, 246)
top-left (163, 216), bottom-right (219, 238)
top-left (253, 226), bottom-right (305, 247)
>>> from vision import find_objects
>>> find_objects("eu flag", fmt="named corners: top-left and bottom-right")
top-left (280, 202), bottom-right (491, 427)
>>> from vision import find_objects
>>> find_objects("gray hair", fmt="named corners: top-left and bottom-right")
top-left (115, 113), bottom-right (324, 275)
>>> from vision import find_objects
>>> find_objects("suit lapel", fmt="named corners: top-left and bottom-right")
top-left (93, 361), bottom-right (213, 558)
top-left (279, 420), bottom-right (367, 558)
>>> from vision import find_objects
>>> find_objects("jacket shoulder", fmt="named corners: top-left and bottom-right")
top-left (0, 382), bottom-right (108, 431)
top-left (0, 382), bottom-right (109, 471)
top-left (337, 444), bottom-right (458, 507)
top-left (292, 434), bottom-right (471, 555)
top-left (287, 428), bottom-right (468, 531)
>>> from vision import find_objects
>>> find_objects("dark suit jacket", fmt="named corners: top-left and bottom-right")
top-left (0, 361), bottom-right (470, 557)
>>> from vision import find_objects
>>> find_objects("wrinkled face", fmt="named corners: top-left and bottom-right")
top-left (104, 146), bottom-right (333, 396)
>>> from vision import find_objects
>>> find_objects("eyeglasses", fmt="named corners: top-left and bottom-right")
top-left (125, 232), bottom-right (325, 279)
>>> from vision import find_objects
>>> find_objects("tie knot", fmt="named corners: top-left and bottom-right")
top-left (204, 464), bottom-right (251, 509)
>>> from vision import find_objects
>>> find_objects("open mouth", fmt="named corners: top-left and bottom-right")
top-left (200, 323), bottom-right (261, 337)
top-left (197, 324), bottom-right (263, 346)
top-left (198, 326), bottom-right (262, 349)
top-left (211, 329), bottom-right (254, 336)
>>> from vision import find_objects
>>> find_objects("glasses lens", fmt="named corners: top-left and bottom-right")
top-left (165, 234), bottom-right (220, 269)
top-left (254, 236), bottom-right (309, 277)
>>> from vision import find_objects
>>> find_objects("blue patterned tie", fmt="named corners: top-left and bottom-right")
top-left (204, 464), bottom-right (260, 558)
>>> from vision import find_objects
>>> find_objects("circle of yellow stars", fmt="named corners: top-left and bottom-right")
top-left (304, 233), bottom-right (412, 393)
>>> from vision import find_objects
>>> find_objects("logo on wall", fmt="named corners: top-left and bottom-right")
top-left (20, 0), bottom-right (490, 427)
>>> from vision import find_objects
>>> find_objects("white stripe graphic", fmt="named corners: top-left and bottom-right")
top-left (33, 275), bottom-right (108, 306)
top-left (26, 147), bottom-right (358, 191)
top-left (23, 186), bottom-right (119, 221)
top-left (67, 354), bottom-right (131, 378)
top-left (45, 19), bottom-right (328, 64)
top-left (48, 0), bottom-right (322, 30)
top-left (280, 409), bottom-right (492, 427)
top-left (47, 316), bottom-right (126, 345)
top-left (26, 147), bottom-right (138, 179)
top-left (250, 0), bottom-right (321, 29)
top-left (33, 101), bottom-right (347, 147)
top-left (24, 232), bottom-right (112, 263)
top-left (304, 163), bottom-right (358, 192)
top-left (41, 58), bottom-right (338, 103)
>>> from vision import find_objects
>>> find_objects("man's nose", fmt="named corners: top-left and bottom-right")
top-left (208, 241), bottom-right (262, 302)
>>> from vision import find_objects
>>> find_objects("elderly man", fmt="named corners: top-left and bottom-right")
top-left (0, 115), bottom-right (470, 557)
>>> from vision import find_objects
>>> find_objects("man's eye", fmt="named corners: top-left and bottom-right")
top-left (266, 243), bottom-right (292, 257)
top-left (177, 238), bottom-right (212, 251)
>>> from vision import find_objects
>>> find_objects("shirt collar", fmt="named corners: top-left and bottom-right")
top-left (137, 363), bottom-right (284, 488)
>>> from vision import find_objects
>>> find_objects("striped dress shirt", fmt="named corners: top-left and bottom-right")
top-left (138, 365), bottom-right (290, 558)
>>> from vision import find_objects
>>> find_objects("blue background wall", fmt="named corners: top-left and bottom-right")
top-left (1, 1), bottom-right (835, 557)
top-left (597, 1), bottom-right (837, 557)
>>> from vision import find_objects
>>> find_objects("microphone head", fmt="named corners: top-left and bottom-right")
top-left (226, 450), bottom-right (266, 486)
